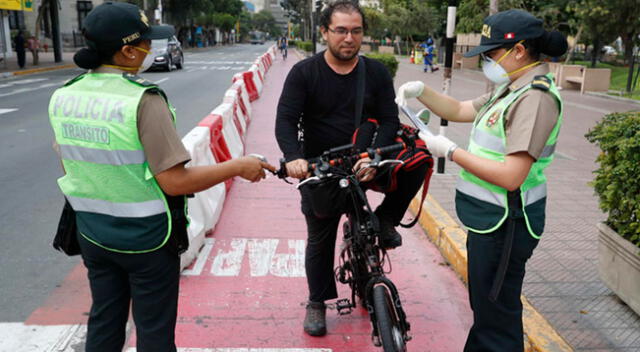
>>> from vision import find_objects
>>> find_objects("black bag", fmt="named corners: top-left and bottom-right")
top-left (165, 194), bottom-right (190, 256)
top-left (52, 199), bottom-right (81, 256)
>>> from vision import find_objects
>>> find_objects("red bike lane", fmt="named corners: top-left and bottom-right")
top-left (129, 54), bottom-right (473, 351)
top-left (23, 52), bottom-right (472, 352)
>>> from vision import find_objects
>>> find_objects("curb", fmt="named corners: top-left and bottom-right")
top-left (584, 91), bottom-right (640, 105)
top-left (1, 64), bottom-right (75, 79)
top-left (409, 194), bottom-right (574, 352)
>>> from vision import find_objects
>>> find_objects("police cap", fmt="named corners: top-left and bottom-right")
top-left (83, 2), bottom-right (174, 48)
top-left (464, 9), bottom-right (545, 58)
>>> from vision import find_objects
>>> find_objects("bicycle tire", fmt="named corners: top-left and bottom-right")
top-left (373, 285), bottom-right (406, 352)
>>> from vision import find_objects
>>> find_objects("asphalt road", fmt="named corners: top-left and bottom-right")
top-left (0, 43), bottom-right (272, 322)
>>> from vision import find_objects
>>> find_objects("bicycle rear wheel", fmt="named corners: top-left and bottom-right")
top-left (373, 285), bottom-right (406, 352)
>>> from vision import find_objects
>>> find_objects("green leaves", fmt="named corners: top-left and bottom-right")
top-left (586, 111), bottom-right (640, 248)
top-left (365, 53), bottom-right (399, 78)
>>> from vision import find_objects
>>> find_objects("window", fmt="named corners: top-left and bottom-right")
top-left (8, 11), bottom-right (25, 30)
top-left (76, 1), bottom-right (93, 30)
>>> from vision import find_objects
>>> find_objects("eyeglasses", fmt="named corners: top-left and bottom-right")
top-left (327, 27), bottom-right (364, 37)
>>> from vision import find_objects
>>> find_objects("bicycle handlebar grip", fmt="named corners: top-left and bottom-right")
top-left (376, 143), bottom-right (405, 155)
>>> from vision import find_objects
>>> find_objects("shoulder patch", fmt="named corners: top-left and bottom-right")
top-left (122, 72), bottom-right (157, 87)
top-left (63, 73), bottom-right (86, 87)
top-left (531, 75), bottom-right (552, 91)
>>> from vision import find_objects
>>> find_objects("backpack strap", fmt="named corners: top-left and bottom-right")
top-left (400, 157), bottom-right (434, 228)
top-left (354, 56), bottom-right (365, 128)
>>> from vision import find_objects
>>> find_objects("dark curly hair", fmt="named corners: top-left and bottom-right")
top-left (319, 0), bottom-right (367, 31)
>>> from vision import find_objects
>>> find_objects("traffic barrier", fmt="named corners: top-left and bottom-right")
top-left (230, 79), bottom-right (251, 121)
top-left (254, 59), bottom-right (266, 79)
top-left (211, 103), bottom-right (244, 159)
top-left (223, 89), bottom-right (248, 140)
top-left (197, 114), bottom-right (234, 192)
top-left (234, 72), bottom-right (259, 102)
top-left (249, 65), bottom-right (263, 94)
top-left (179, 126), bottom-right (226, 270)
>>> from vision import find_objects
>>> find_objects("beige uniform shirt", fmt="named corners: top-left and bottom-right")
top-left (55, 67), bottom-right (190, 175)
top-left (471, 63), bottom-right (559, 160)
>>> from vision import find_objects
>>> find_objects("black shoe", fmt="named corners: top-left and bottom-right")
top-left (303, 301), bottom-right (327, 336)
top-left (379, 218), bottom-right (403, 249)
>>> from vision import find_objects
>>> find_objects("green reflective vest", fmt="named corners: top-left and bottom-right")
top-left (49, 72), bottom-right (176, 253)
top-left (455, 73), bottom-right (563, 239)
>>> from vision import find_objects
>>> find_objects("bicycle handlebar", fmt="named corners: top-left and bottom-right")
top-left (275, 142), bottom-right (406, 181)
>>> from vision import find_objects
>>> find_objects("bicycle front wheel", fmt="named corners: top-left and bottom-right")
top-left (373, 285), bottom-right (406, 352)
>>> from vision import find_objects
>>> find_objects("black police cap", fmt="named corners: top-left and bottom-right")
top-left (464, 9), bottom-right (545, 57)
top-left (83, 2), bottom-right (174, 48)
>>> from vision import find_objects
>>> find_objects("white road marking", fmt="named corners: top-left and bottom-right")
top-left (209, 237), bottom-right (306, 277)
top-left (155, 77), bottom-right (170, 84)
top-left (0, 108), bottom-right (18, 115)
top-left (182, 238), bottom-right (215, 276)
top-left (563, 101), bottom-right (612, 115)
top-left (0, 78), bottom-right (49, 89)
top-left (0, 323), bottom-right (87, 352)
top-left (0, 81), bottom-right (64, 98)
top-left (186, 61), bottom-right (253, 65)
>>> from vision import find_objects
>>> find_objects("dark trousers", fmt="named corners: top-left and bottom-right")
top-left (463, 218), bottom-right (540, 352)
top-left (16, 49), bottom-right (25, 68)
top-left (303, 164), bottom-right (429, 302)
top-left (77, 233), bottom-right (180, 352)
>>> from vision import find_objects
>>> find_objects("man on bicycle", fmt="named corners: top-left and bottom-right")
top-left (275, 0), bottom-right (429, 337)
top-left (279, 36), bottom-right (288, 58)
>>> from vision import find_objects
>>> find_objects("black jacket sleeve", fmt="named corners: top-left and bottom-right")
top-left (275, 65), bottom-right (306, 161)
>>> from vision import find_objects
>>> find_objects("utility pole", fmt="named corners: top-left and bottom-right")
top-left (50, 0), bottom-right (62, 63)
top-left (438, 0), bottom-right (457, 174)
top-left (485, 0), bottom-right (498, 93)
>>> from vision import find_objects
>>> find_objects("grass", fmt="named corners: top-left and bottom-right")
top-left (570, 60), bottom-right (640, 101)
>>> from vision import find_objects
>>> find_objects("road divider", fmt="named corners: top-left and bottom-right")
top-left (178, 46), bottom-right (277, 270)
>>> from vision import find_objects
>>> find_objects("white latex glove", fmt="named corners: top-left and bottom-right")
top-left (425, 134), bottom-right (458, 160)
top-left (394, 81), bottom-right (425, 107)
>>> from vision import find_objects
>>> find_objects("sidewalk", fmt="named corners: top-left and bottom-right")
top-left (395, 59), bottom-right (640, 351)
top-left (0, 50), bottom-right (75, 77)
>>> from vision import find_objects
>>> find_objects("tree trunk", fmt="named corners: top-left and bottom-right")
top-left (489, 0), bottom-right (499, 15)
top-left (626, 50), bottom-right (635, 93)
top-left (564, 24), bottom-right (583, 64)
top-left (591, 37), bottom-right (600, 68)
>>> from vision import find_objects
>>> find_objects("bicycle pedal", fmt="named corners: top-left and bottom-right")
top-left (335, 298), bottom-right (353, 315)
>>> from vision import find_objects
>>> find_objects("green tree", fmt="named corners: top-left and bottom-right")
top-left (251, 10), bottom-right (282, 37)
top-left (363, 7), bottom-right (385, 40)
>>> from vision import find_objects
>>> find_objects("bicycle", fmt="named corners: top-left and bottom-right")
top-left (274, 141), bottom-right (413, 352)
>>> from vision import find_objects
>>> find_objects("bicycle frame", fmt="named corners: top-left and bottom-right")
top-left (275, 143), bottom-right (412, 348)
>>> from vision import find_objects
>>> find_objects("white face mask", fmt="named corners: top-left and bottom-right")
top-left (138, 52), bottom-right (155, 73)
top-left (132, 45), bottom-right (156, 73)
top-left (481, 55), bottom-right (511, 85)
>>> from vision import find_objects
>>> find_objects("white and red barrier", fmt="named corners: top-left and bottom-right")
top-left (179, 126), bottom-right (226, 270)
top-left (211, 103), bottom-right (244, 159)
top-left (223, 89), bottom-right (248, 139)
top-left (180, 46), bottom-right (277, 270)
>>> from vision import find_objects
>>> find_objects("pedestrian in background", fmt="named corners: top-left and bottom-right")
top-left (48, 2), bottom-right (274, 351)
top-left (13, 30), bottom-right (25, 69)
top-left (27, 35), bottom-right (39, 66)
top-left (421, 37), bottom-right (438, 73)
top-left (396, 9), bottom-right (568, 352)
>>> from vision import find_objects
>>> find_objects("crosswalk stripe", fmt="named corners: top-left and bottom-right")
top-left (0, 108), bottom-right (18, 115)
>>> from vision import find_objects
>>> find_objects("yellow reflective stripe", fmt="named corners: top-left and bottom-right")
top-left (456, 178), bottom-right (505, 207)
top-left (67, 196), bottom-right (165, 218)
top-left (60, 145), bottom-right (146, 165)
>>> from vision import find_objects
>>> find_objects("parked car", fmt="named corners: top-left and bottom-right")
top-left (146, 36), bottom-right (184, 72)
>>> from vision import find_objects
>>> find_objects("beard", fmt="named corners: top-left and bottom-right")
top-left (328, 42), bottom-right (359, 61)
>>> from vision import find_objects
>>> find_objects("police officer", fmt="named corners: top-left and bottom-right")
top-left (48, 2), bottom-right (274, 351)
top-left (395, 9), bottom-right (568, 352)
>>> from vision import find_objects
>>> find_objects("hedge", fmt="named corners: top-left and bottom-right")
top-left (297, 41), bottom-right (314, 52)
top-left (585, 111), bottom-right (640, 248)
top-left (365, 52), bottom-right (399, 79)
